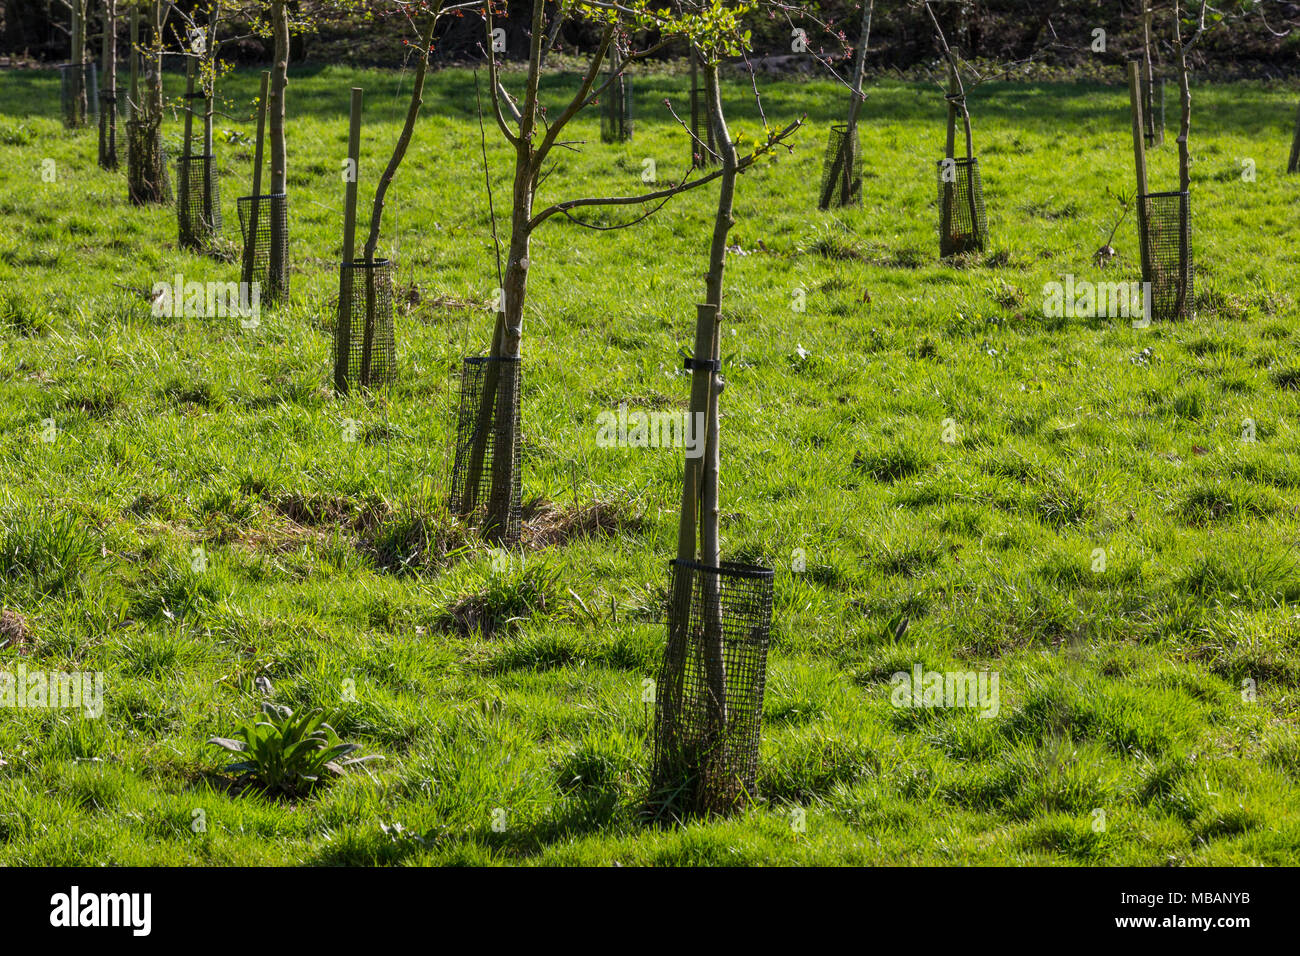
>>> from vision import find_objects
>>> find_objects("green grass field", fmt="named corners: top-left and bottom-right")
top-left (1, 61), bottom-right (1299, 865)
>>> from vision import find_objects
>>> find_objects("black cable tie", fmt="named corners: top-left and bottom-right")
top-left (679, 348), bottom-right (719, 373)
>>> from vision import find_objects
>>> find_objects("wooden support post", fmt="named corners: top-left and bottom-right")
top-left (242, 71), bottom-right (270, 288)
top-left (335, 88), bottom-right (364, 395)
top-left (128, 6), bottom-right (138, 121)
top-left (1128, 60), bottom-right (1151, 286)
top-left (940, 62), bottom-right (958, 250)
top-left (183, 56), bottom-right (195, 157)
top-left (1128, 62), bottom-right (1149, 197)
top-left (100, 0), bottom-right (117, 168)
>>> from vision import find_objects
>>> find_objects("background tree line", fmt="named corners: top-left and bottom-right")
top-left (4, 1), bottom-right (1299, 76)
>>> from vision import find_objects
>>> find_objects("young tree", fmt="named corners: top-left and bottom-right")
top-left (267, 0), bottom-right (290, 300)
top-left (927, 2), bottom-right (982, 257)
top-left (127, 0), bottom-right (171, 204)
top-left (57, 0), bottom-right (91, 128)
top-left (1171, 0), bottom-right (1209, 317)
top-left (459, 0), bottom-right (773, 541)
top-left (818, 0), bottom-right (872, 209)
top-left (335, 1), bottom-right (452, 393)
top-left (99, 0), bottom-right (118, 167)
top-left (168, 3), bottom-right (228, 248)
top-left (656, 5), bottom-right (801, 813)
top-left (1141, 0), bottom-right (1162, 147)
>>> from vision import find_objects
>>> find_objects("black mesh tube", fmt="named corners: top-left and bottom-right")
top-left (449, 356), bottom-right (522, 545)
top-left (98, 88), bottom-right (119, 169)
top-left (937, 156), bottom-right (987, 258)
top-left (1143, 75), bottom-right (1165, 148)
top-left (689, 83), bottom-right (716, 168)
top-left (176, 154), bottom-right (222, 250)
top-left (60, 62), bottom-right (98, 128)
top-left (237, 194), bottom-right (288, 303)
top-left (601, 74), bottom-right (633, 143)
top-left (126, 118), bottom-right (171, 205)
top-left (652, 559), bottom-right (774, 816)
top-left (1138, 190), bottom-right (1193, 321)
top-left (333, 258), bottom-right (396, 392)
top-left (819, 123), bottom-right (862, 209)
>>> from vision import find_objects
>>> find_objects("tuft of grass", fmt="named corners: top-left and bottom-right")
top-left (0, 510), bottom-right (97, 596)
top-left (437, 557), bottom-right (563, 637)
top-left (853, 441), bottom-right (930, 483)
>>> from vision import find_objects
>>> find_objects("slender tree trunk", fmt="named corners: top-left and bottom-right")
top-left (203, 6), bottom-right (216, 230)
top-left (1128, 60), bottom-right (1152, 285)
top-left (99, 0), bottom-right (117, 167)
top-left (460, 0), bottom-right (545, 541)
top-left (1288, 99), bottom-right (1300, 174)
top-left (127, 0), bottom-right (166, 204)
top-left (336, 87), bottom-right (363, 395)
top-left (698, 62), bottom-right (736, 730)
top-left (1174, 9), bottom-right (1192, 317)
top-left (243, 71), bottom-right (270, 289)
top-left (146, 1), bottom-right (162, 123)
top-left (940, 61), bottom-right (958, 243)
top-left (835, 0), bottom-right (873, 203)
top-left (359, 14), bottom-right (436, 388)
top-left (1142, 2), bottom-right (1159, 145)
top-left (268, 0), bottom-right (289, 302)
top-left (128, 5), bottom-right (138, 121)
top-left (69, 0), bottom-right (87, 128)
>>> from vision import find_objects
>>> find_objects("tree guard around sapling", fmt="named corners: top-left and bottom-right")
top-left (689, 48), bottom-right (716, 167)
top-left (61, 62), bottom-right (98, 127)
top-left (177, 152), bottom-right (222, 250)
top-left (819, 124), bottom-right (862, 209)
top-left (237, 193), bottom-right (288, 300)
top-left (653, 559), bottom-right (774, 815)
top-left (98, 88), bottom-right (119, 169)
top-left (1138, 190), bottom-right (1193, 321)
top-left (1143, 74), bottom-right (1165, 148)
top-left (601, 74), bottom-right (633, 143)
top-left (126, 118), bottom-right (170, 204)
top-left (334, 258), bottom-right (396, 389)
top-left (937, 157), bottom-right (985, 257)
top-left (449, 356), bottom-right (522, 546)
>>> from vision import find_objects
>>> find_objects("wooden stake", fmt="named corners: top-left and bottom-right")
top-left (70, 0), bottom-right (86, 126)
top-left (100, 0), bottom-right (117, 168)
top-left (945, 61), bottom-right (958, 159)
top-left (335, 87), bottom-right (363, 395)
top-left (1128, 61), bottom-right (1149, 197)
top-left (128, 6), bottom-right (138, 122)
top-left (1128, 60), bottom-right (1152, 288)
top-left (183, 55), bottom-right (195, 158)
top-left (241, 71), bottom-right (270, 288)
top-left (940, 62), bottom-right (958, 250)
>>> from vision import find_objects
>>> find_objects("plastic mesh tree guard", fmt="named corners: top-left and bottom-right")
top-left (601, 74), bottom-right (633, 143)
top-left (819, 123), bottom-right (862, 209)
top-left (176, 154), bottom-right (222, 250)
top-left (690, 81), bottom-right (717, 168)
top-left (98, 89), bottom-right (119, 169)
top-left (449, 356), bottom-right (522, 545)
top-left (237, 194), bottom-right (289, 303)
top-left (60, 62), bottom-right (98, 128)
top-left (126, 118), bottom-right (171, 204)
top-left (1143, 75), bottom-right (1165, 148)
top-left (333, 258), bottom-right (396, 392)
top-left (937, 156), bottom-right (986, 257)
top-left (1138, 190), bottom-right (1194, 321)
top-left (652, 559), bottom-right (774, 816)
